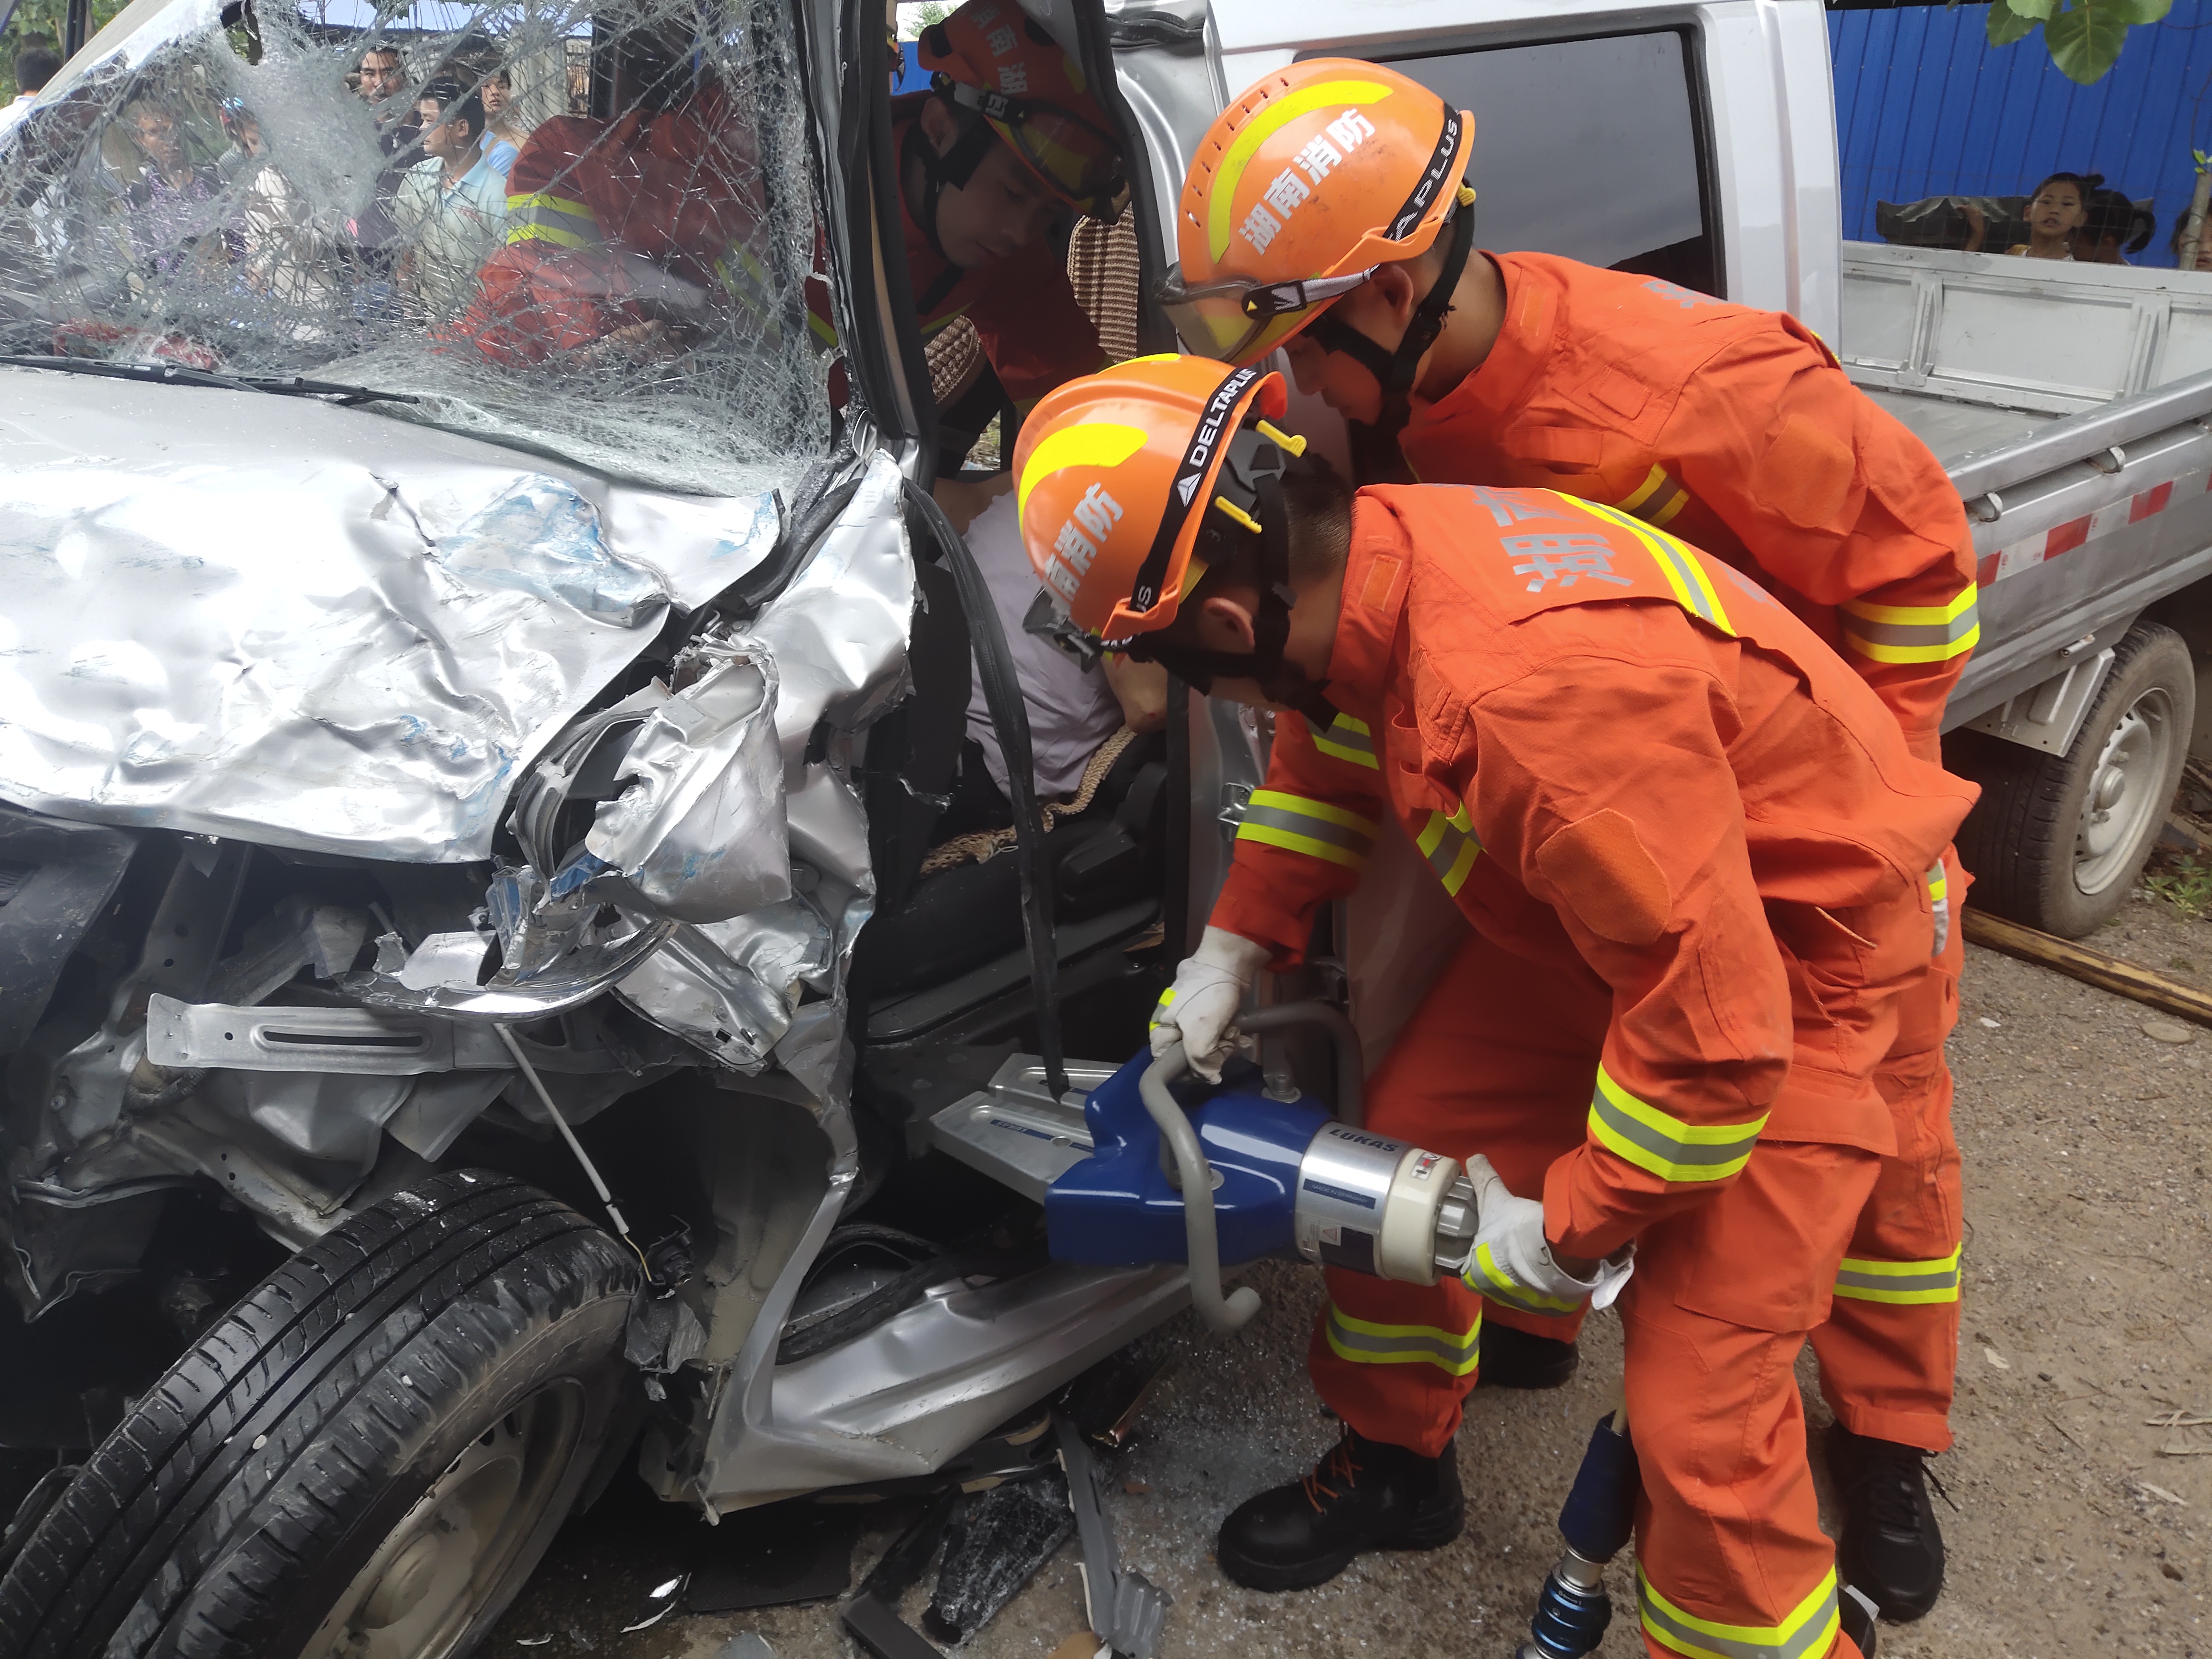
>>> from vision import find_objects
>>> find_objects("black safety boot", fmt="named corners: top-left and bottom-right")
top-left (1215, 1427), bottom-right (1464, 1591)
top-left (1827, 1425), bottom-right (1946, 1621)
top-left (1476, 1321), bottom-right (1579, 1390)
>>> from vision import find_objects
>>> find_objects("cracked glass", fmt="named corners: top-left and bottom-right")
top-left (0, 0), bottom-right (837, 495)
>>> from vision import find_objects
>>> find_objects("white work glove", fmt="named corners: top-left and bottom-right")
top-left (1457, 1154), bottom-right (1635, 1317)
top-left (1148, 927), bottom-right (1272, 1083)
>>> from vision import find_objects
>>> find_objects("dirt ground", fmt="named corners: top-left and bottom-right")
top-left (478, 886), bottom-right (2212, 1659)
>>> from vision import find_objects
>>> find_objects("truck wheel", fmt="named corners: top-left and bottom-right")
top-left (0, 1170), bottom-right (640, 1659)
top-left (1950, 622), bottom-right (2196, 938)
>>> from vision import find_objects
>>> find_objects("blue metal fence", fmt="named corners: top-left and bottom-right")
top-left (1830, 0), bottom-right (2212, 265)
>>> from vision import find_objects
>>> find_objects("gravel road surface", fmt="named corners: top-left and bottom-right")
top-left (489, 892), bottom-right (2212, 1659)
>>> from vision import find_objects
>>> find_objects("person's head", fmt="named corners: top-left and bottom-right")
top-left (1162, 59), bottom-right (1476, 429)
top-left (907, 1), bottom-right (1124, 264)
top-left (124, 100), bottom-right (183, 168)
top-left (2076, 186), bottom-right (2151, 263)
top-left (416, 80), bottom-right (484, 162)
top-left (481, 67), bottom-right (510, 116)
top-left (2173, 215), bottom-right (2212, 273)
top-left (14, 45), bottom-right (62, 96)
top-left (2026, 171), bottom-right (2097, 241)
top-left (1014, 356), bottom-right (1349, 714)
top-left (357, 46), bottom-right (405, 103)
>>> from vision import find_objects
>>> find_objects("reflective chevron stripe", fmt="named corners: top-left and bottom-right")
top-left (1587, 1064), bottom-right (1764, 1184)
top-left (1322, 1302), bottom-right (1482, 1375)
top-left (1416, 803), bottom-right (1480, 896)
top-left (1640, 1566), bottom-right (1840, 1659)
top-left (505, 190), bottom-right (601, 249)
top-left (1575, 499), bottom-right (1737, 636)
top-left (1307, 711), bottom-right (1379, 770)
top-left (1236, 790), bottom-right (1381, 870)
top-left (1839, 588), bottom-right (1980, 665)
top-left (1927, 862), bottom-right (1950, 957)
top-left (1617, 462), bottom-right (1690, 528)
top-left (1461, 1241), bottom-right (1586, 1317)
top-left (1834, 1244), bottom-right (1962, 1305)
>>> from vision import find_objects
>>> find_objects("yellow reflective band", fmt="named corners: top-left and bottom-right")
top-left (1147, 985), bottom-right (1175, 1033)
top-left (1462, 1241), bottom-right (1585, 1316)
top-left (1586, 1064), bottom-right (1765, 1185)
top-left (506, 190), bottom-right (594, 220)
top-left (1575, 499), bottom-right (1735, 636)
top-left (1927, 867), bottom-right (1948, 902)
top-left (1639, 1565), bottom-right (1839, 1659)
top-left (506, 222), bottom-right (596, 249)
top-left (1415, 803), bottom-right (1480, 896)
top-left (1236, 790), bottom-right (1381, 870)
top-left (1322, 1302), bottom-right (1482, 1375)
top-left (1833, 1244), bottom-right (1963, 1305)
top-left (1207, 79), bottom-right (1395, 260)
top-left (1839, 586), bottom-right (1980, 664)
top-left (1017, 422), bottom-right (1149, 521)
top-left (1309, 712), bottom-right (1378, 770)
top-left (1615, 463), bottom-right (1690, 528)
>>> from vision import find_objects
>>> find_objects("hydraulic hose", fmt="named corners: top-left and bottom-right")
top-left (1236, 1000), bottom-right (1365, 1128)
top-left (1139, 1040), bottom-right (1262, 1334)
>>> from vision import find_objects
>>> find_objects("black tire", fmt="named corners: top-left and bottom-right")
top-left (1949, 621), bottom-right (2197, 938)
top-left (0, 1170), bottom-right (640, 1659)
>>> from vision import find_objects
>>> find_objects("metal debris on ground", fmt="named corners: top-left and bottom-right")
top-left (618, 1573), bottom-right (688, 1632)
top-left (1054, 1418), bottom-right (1171, 1659)
top-left (719, 1636), bottom-right (776, 1659)
top-left (840, 1491), bottom-right (960, 1659)
top-left (924, 1473), bottom-right (1077, 1644)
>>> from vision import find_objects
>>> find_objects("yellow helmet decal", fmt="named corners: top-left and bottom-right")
top-left (1206, 79), bottom-right (1395, 261)
top-left (1017, 421), bottom-right (1150, 521)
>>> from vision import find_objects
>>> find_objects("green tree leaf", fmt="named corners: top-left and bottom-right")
top-left (2004, 0), bottom-right (2057, 23)
top-left (2106, 0), bottom-right (2172, 23)
top-left (1987, 0), bottom-right (2044, 44)
top-left (2044, 0), bottom-right (2133, 83)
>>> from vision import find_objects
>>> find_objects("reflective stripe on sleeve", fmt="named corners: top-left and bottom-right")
top-left (1833, 1244), bottom-right (1962, 1305)
top-left (1616, 462), bottom-right (1691, 529)
top-left (1574, 499), bottom-right (1736, 636)
top-left (1839, 588), bottom-right (1980, 665)
top-left (1927, 862), bottom-right (1950, 957)
top-left (1307, 711), bottom-right (1379, 770)
top-left (1322, 1302), bottom-right (1482, 1375)
top-left (1416, 803), bottom-right (1480, 896)
top-left (1639, 1565), bottom-right (1839, 1659)
top-left (1461, 1241), bottom-right (1585, 1317)
top-left (1236, 790), bottom-right (1381, 870)
top-left (505, 190), bottom-right (601, 249)
top-left (1586, 1063), bottom-right (1765, 1185)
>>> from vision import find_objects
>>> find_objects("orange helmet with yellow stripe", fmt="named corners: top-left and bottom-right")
top-left (1162, 59), bottom-right (1474, 372)
top-left (915, 0), bottom-right (1125, 221)
top-left (1014, 355), bottom-right (1299, 643)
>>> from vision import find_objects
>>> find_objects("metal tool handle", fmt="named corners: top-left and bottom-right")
top-left (1139, 1042), bottom-right (1263, 1334)
top-left (1237, 999), bottom-right (1366, 1128)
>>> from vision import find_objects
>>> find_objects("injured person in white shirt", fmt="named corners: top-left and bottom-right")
top-left (929, 489), bottom-right (1168, 856)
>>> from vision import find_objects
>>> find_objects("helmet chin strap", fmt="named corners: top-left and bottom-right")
top-left (903, 83), bottom-right (999, 268)
top-left (1308, 193), bottom-right (1476, 448)
top-left (1118, 466), bottom-right (1340, 727)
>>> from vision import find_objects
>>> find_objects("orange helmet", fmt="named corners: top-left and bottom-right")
top-left (915, 0), bottom-right (1125, 221)
top-left (1015, 355), bottom-right (1306, 643)
top-left (1161, 59), bottom-right (1474, 365)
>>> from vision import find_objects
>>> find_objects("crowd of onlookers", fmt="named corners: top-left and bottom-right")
top-left (13, 36), bottom-right (545, 325)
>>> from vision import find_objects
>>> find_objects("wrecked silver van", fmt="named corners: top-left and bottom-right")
top-left (0, 0), bottom-right (1260, 1650)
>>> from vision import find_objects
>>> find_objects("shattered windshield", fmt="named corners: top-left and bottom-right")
top-left (0, 0), bottom-right (834, 495)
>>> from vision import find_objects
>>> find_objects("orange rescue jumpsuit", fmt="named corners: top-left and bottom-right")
top-left (1211, 483), bottom-right (1974, 1658)
top-left (1390, 252), bottom-right (1975, 1455)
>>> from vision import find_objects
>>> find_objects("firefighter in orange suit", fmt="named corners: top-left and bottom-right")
top-left (1160, 60), bottom-right (1974, 1619)
top-left (1012, 355), bottom-right (1973, 1659)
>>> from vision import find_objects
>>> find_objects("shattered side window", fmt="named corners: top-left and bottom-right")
top-left (0, 0), bottom-right (834, 495)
